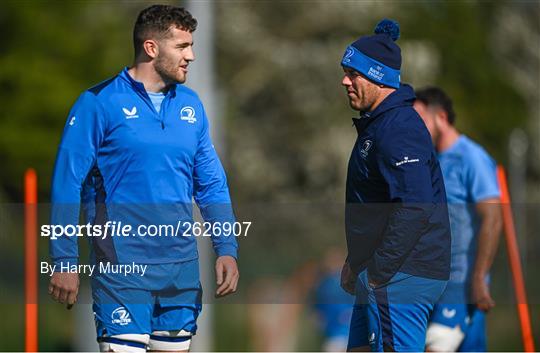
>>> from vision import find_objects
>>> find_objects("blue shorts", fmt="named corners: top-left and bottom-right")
top-left (91, 259), bottom-right (202, 338)
top-left (430, 303), bottom-right (486, 351)
top-left (347, 270), bottom-right (446, 352)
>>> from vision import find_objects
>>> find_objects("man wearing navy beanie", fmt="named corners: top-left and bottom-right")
top-left (339, 20), bottom-right (452, 352)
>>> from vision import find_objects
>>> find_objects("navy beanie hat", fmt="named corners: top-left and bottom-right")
top-left (341, 19), bottom-right (401, 88)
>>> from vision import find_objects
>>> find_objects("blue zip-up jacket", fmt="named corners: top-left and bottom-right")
top-left (345, 84), bottom-right (450, 284)
top-left (50, 68), bottom-right (238, 266)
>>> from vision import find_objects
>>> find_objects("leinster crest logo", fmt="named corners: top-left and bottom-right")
top-left (343, 47), bottom-right (354, 64)
top-left (360, 139), bottom-right (372, 158)
top-left (111, 306), bottom-right (132, 326)
top-left (180, 106), bottom-right (196, 124)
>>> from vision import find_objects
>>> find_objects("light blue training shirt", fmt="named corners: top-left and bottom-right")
top-left (147, 91), bottom-right (166, 113)
top-left (437, 135), bottom-right (499, 301)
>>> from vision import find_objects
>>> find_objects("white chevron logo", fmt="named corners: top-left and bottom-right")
top-left (442, 307), bottom-right (456, 319)
top-left (122, 106), bottom-right (139, 119)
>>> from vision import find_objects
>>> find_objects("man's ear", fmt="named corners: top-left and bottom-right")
top-left (142, 39), bottom-right (159, 59)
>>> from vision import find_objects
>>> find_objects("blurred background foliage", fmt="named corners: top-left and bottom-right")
top-left (0, 0), bottom-right (538, 202)
top-left (0, 0), bottom-right (538, 351)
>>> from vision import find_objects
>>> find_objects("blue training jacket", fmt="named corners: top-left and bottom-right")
top-left (50, 68), bottom-right (238, 266)
top-left (345, 84), bottom-right (450, 284)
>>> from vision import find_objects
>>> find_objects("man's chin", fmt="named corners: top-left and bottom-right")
top-left (164, 72), bottom-right (186, 85)
top-left (348, 100), bottom-right (361, 111)
top-left (177, 74), bottom-right (187, 84)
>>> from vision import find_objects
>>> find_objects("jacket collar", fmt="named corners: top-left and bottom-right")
top-left (352, 111), bottom-right (372, 134)
top-left (119, 67), bottom-right (177, 97)
top-left (352, 84), bottom-right (415, 134)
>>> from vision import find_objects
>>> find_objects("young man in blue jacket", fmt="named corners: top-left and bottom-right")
top-left (339, 20), bottom-right (451, 352)
top-left (48, 5), bottom-right (238, 352)
top-left (415, 87), bottom-right (502, 352)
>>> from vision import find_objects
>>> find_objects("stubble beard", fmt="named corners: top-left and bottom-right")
top-left (347, 91), bottom-right (364, 111)
top-left (349, 93), bottom-right (372, 113)
top-left (361, 86), bottom-right (379, 113)
top-left (348, 97), bottom-right (361, 111)
top-left (155, 55), bottom-right (185, 85)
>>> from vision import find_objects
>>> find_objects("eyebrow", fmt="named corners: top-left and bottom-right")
top-left (176, 41), bottom-right (194, 48)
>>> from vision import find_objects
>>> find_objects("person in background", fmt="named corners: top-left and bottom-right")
top-left (414, 87), bottom-right (502, 352)
top-left (314, 248), bottom-right (354, 351)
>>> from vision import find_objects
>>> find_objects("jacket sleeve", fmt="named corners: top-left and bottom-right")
top-left (50, 92), bottom-right (106, 267)
top-left (193, 106), bottom-right (238, 259)
top-left (368, 119), bottom-right (434, 284)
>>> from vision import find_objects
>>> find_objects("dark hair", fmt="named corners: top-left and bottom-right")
top-left (133, 5), bottom-right (197, 58)
top-left (415, 86), bottom-right (456, 125)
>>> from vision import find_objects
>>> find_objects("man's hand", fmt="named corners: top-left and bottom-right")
top-left (340, 262), bottom-right (356, 295)
top-left (367, 272), bottom-right (379, 289)
top-left (49, 272), bottom-right (79, 309)
top-left (215, 256), bottom-right (239, 297)
top-left (471, 276), bottom-right (495, 312)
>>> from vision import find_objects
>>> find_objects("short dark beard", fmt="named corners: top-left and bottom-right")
top-left (154, 54), bottom-right (182, 86)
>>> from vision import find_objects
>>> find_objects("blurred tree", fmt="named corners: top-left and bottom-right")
top-left (402, 1), bottom-right (528, 163)
top-left (490, 1), bottom-right (540, 177)
top-left (0, 0), bottom-right (530, 201)
top-left (217, 1), bottom-right (528, 206)
top-left (0, 0), bottom-right (140, 201)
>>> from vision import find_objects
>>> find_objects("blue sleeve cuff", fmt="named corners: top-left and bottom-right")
top-left (52, 258), bottom-right (79, 270)
top-left (214, 244), bottom-right (238, 259)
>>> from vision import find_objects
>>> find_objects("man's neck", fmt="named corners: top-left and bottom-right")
top-left (437, 127), bottom-right (460, 152)
top-left (128, 62), bottom-right (170, 93)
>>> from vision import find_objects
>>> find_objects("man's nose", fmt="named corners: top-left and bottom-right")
top-left (186, 47), bottom-right (195, 62)
top-left (342, 75), bottom-right (352, 86)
